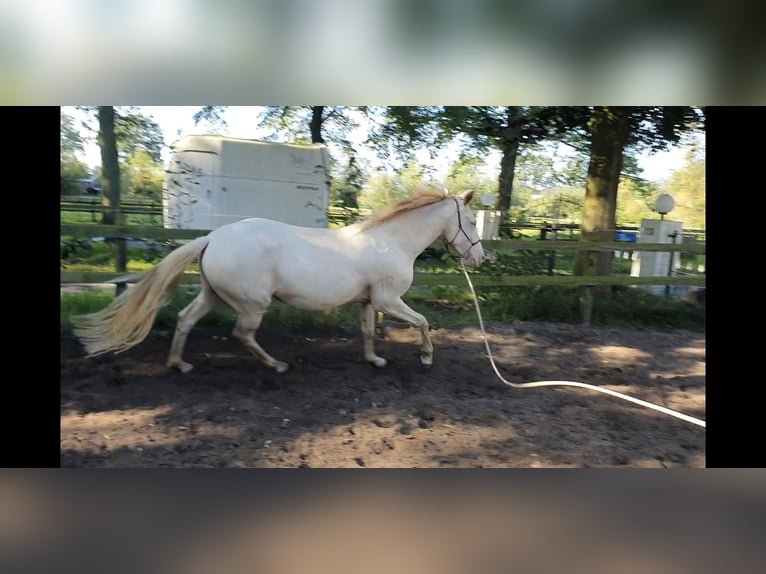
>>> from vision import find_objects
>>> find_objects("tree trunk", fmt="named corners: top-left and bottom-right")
top-left (575, 107), bottom-right (630, 276)
top-left (496, 106), bottom-right (522, 214)
top-left (310, 106), bottom-right (325, 144)
top-left (98, 106), bottom-right (127, 281)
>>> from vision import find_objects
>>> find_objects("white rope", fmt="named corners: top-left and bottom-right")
top-left (459, 261), bottom-right (706, 429)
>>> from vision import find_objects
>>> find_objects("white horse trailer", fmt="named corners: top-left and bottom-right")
top-left (163, 135), bottom-right (331, 230)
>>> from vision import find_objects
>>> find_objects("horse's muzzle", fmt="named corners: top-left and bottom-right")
top-left (465, 244), bottom-right (485, 268)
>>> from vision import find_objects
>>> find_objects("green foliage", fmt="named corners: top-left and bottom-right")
top-left (330, 154), bottom-right (365, 209)
top-left (625, 107), bottom-right (705, 154)
top-left (258, 106), bottom-right (358, 148)
top-left (445, 155), bottom-right (496, 199)
top-left (485, 250), bottom-right (552, 276)
top-left (60, 209), bottom-right (163, 227)
top-left (588, 287), bottom-right (704, 329)
top-left (61, 111), bottom-right (92, 194)
top-left (408, 268), bottom-right (704, 330)
top-left (61, 112), bottom-right (85, 160)
top-left (60, 290), bottom-right (364, 332)
top-left (192, 106), bottom-right (228, 133)
top-left (114, 108), bottom-right (166, 163)
top-left (359, 161), bottom-right (442, 212)
top-left (616, 176), bottom-right (659, 224)
top-left (61, 292), bottom-right (114, 328)
top-left (661, 146), bottom-right (705, 229)
top-left (448, 283), bottom-right (702, 329)
top-left (363, 106), bottom-right (445, 164)
top-left (61, 237), bottom-right (170, 268)
top-left (124, 149), bottom-right (164, 201)
top-left (515, 145), bottom-right (562, 191)
top-left (60, 157), bottom-right (91, 195)
top-left (475, 286), bottom-right (582, 323)
top-left (61, 280), bottom-right (704, 333)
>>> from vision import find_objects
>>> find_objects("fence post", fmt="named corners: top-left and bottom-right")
top-left (582, 284), bottom-right (596, 326)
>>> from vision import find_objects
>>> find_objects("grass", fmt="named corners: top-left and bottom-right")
top-left (61, 211), bottom-right (163, 227)
top-left (61, 236), bottom-right (186, 273)
top-left (61, 280), bottom-right (705, 335)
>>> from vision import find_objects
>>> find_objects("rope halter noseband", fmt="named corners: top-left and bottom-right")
top-left (444, 198), bottom-right (482, 260)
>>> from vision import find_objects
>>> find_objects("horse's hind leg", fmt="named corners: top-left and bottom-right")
top-left (167, 280), bottom-right (221, 373)
top-left (232, 309), bottom-right (289, 373)
top-left (361, 302), bottom-right (387, 368)
top-left (378, 297), bottom-right (434, 367)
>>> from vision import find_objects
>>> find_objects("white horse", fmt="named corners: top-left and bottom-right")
top-left (72, 189), bottom-right (485, 372)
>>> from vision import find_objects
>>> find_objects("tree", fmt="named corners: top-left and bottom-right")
top-left (366, 106), bottom-right (561, 216)
top-left (578, 107), bottom-right (632, 275)
top-left (359, 161), bottom-right (436, 212)
top-left (366, 105), bottom-right (704, 275)
top-left (61, 112), bottom-right (85, 159)
top-left (616, 177), bottom-right (659, 225)
top-left (661, 145), bottom-right (706, 229)
top-left (444, 155), bottom-right (496, 203)
top-left (125, 149), bottom-right (165, 201)
top-left (60, 158), bottom-right (90, 195)
top-left (570, 106), bottom-right (703, 275)
top-left (98, 106), bottom-right (127, 276)
top-left (330, 154), bottom-right (366, 210)
top-left (98, 107), bottom-right (121, 225)
top-left (512, 145), bottom-right (588, 223)
top-left (61, 111), bottom-right (90, 194)
top-left (258, 106), bottom-right (358, 148)
top-left (74, 106), bottom-right (168, 192)
top-left (113, 109), bottom-right (165, 163)
top-left (192, 106), bottom-right (228, 133)
top-left (258, 106), bottom-right (364, 212)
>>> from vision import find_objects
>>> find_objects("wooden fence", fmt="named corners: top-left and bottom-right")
top-left (60, 195), bottom-right (164, 222)
top-left (61, 222), bottom-right (705, 325)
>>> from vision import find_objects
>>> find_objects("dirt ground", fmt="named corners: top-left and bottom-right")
top-left (60, 320), bottom-right (705, 468)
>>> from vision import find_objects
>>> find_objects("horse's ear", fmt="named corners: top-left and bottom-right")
top-left (462, 190), bottom-right (475, 207)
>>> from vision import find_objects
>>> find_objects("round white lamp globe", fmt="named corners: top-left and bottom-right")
top-left (480, 192), bottom-right (496, 207)
top-left (655, 193), bottom-right (675, 215)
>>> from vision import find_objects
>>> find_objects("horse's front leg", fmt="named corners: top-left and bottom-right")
top-left (360, 302), bottom-right (387, 367)
top-left (379, 298), bottom-right (434, 367)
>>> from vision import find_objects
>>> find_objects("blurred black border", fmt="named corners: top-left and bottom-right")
top-left (1, 468), bottom-right (765, 573)
top-left (3, 105), bottom-right (764, 574)
top-left (9, 105), bottom-right (755, 468)
top-left (703, 106), bottom-right (760, 468)
top-left (7, 107), bottom-right (752, 468)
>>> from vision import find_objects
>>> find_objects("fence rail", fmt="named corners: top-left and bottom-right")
top-left (61, 220), bottom-right (705, 325)
top-left (60, 225), bottom-right (706, 254)
top-left (60, 198), bottom-right (371, 221)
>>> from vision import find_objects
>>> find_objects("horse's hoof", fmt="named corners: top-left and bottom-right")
top-left (168, 361), bottom-right (194, 374)
top-left (370, 357), bottom-right (388, 368)
top-left (274, 361), bottom-right (289, 374)
top-left (420, 355), bottom-right (433, 368)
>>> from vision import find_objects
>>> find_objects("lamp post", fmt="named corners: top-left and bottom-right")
top-left (655, 193), bottom-right (675, 221)
top-left (655, 194), bottom-right (677, 297)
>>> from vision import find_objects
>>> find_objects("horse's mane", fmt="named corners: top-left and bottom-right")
top-left (358, 188), bottom-right (449, 231)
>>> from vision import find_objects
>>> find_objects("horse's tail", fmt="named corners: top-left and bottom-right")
top-left (71, 235), bottom-right (212, 357)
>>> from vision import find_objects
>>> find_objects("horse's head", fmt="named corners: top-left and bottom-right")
top-left (443, 191), bottom-right (485, 268)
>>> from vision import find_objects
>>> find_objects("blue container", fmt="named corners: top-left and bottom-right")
top-left (615, 231), bottom-right (637, 242)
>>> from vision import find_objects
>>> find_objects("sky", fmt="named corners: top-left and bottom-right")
top-left (64, 106), bottom-right (699, 184)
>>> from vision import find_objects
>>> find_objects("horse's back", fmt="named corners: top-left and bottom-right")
top-left (203, 217), bottom-right (349, 282)
top-left (200, 218), bottom-right (390, 310)
top-left (210, 217), bottom-right (333, 243)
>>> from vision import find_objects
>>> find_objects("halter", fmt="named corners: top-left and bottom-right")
top-left (443, 198), bottom-right (482, 260)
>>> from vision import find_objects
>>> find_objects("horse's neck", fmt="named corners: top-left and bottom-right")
top-left (370, 200), bottom-right (451, 260)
